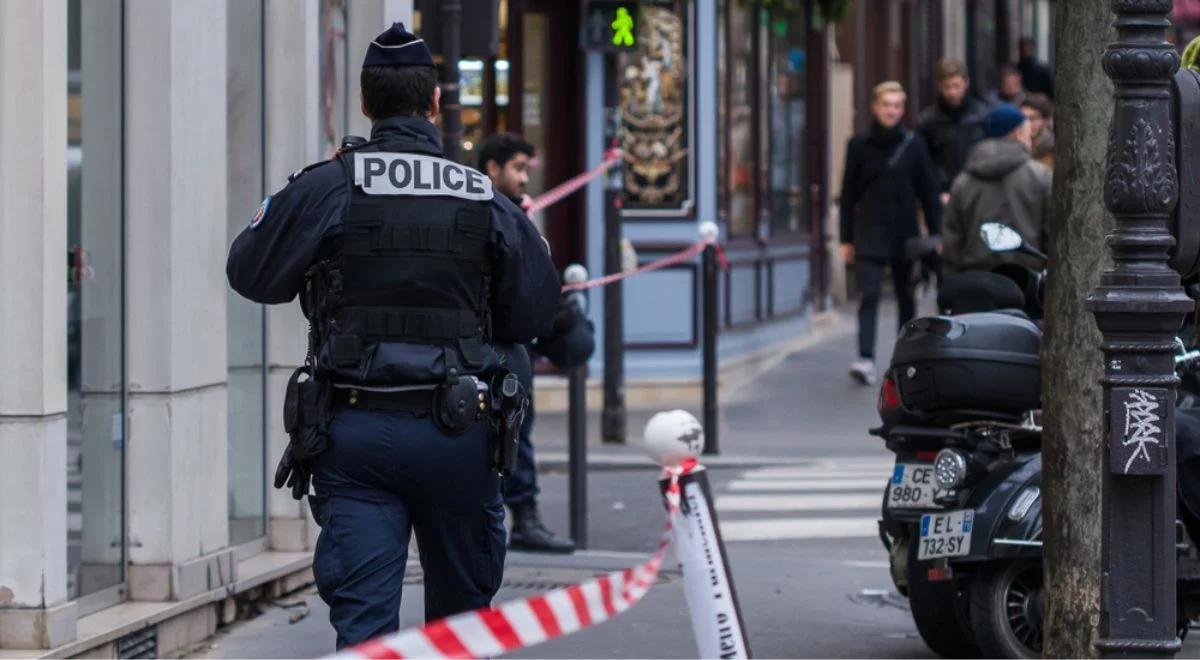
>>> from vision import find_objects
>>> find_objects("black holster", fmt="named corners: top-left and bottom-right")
top-left (433, 376), bottom-right (483, 436)
top-left (282, 368), bottom-right (331, 464)
top-left (490, 372), bottom-right (527, 477)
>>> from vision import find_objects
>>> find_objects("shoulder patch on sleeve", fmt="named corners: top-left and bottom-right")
top-left (249, 196), bottom-right (271, 229)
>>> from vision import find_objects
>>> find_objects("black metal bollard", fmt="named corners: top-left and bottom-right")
top-left (567, 363), bottom-right (588, 549)
top-left (701, 242), bottom-right (719, 455)
top-left (1090, 1), bottom-right (1192, 656)
top-left (601, 171), bottom-right (626, 444)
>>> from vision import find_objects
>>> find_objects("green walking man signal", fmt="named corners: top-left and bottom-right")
top-left (582, 0), bottom-right (638, 52)
top-left (611, 7), bottom-right (635, 47)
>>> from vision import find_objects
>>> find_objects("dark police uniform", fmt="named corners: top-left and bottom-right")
top-left (226, 24), bottom-right (560, 650)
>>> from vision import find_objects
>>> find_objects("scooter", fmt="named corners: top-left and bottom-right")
top-left (873, 222), bottom-right (1046, 657)
top-left (876, 223), bottom-right (1200, 657)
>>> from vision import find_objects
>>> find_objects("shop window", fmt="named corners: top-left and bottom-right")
top-left (226, 0), bottom-right (268, 549)
top-left (767, 13), bottom-right (808, 235)
top-left (320, 0), bottom-right (351, 157)
top-left (726, 5), bottom-right (755, 236)
top-left (67, 0), bottom-right (126, 609)
top-left (619, 0), bottom-right (691, 212)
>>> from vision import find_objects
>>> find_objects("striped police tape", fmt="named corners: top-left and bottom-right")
top-left (333, 460), bottom-right (696, 660)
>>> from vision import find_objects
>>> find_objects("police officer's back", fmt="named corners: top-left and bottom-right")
top-left (226, 24), bottom-right (560, 649)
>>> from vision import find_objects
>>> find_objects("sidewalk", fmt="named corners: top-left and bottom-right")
top-left (191, 301), bottom-right (922, 659)
top-left (531, 295), bottom-right (926, 466)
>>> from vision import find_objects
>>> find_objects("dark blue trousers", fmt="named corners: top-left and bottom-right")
top-left (309, 407), bottom-right (506, 650)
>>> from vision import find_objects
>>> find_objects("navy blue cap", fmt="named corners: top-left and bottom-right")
top-left (363, 23), bottom-right (434, 69)
top-left (985, 103), bottom-right (1027, 138)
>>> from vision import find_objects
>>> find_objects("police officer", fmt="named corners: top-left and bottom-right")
top-left (226, 24), bottom-right (560, 649)
top-left (477, 133), bottom-right (596, 553)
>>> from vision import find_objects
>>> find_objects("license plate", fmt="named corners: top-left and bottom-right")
top-left (887, 463), bottom-right (944, 509)
top-left (918, 510), bottom-right (974, 560)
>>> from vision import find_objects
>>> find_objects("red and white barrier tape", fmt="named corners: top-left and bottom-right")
top-left (526, 150), bottom-right (623, 215)
top-left (561, 241), bottom-right (728, 293)
top-left (336, 459), bottom-right (697, 660)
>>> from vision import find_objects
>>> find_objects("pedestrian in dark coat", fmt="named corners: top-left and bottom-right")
top-left (839, 81), bottom-right (943, 386)
top-left (916, 59), bottom-right (991, 198)
top-left (1017, 38), bottom-right (1054, 99)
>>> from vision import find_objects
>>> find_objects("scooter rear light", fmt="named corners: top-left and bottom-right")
top-left (878, 377), bottom-right (902, 414)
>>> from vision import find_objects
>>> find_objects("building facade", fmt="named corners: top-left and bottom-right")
top-left (0, 0), bottom-right (412, 655)
top-left (0, 0), bottom-right (1058, 655)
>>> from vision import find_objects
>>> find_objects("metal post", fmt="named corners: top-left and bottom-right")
top-left (564, 264), bottom-right (590, 548)
top-left (601, 53), bottom-right (626, 445)
top-left (439, 0), bottom-right (463, 162)
top-left (1091, 1), bottom-right (1191, 656)
top-left (702, 243), bottom-right (719, 455)
top-left (602, 187), bottom-right (626, 444)
top-left (568, 363), bottom-right (588, 548)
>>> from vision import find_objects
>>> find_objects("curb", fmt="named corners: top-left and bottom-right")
top-left (534, 451), bottom-right (821, 472)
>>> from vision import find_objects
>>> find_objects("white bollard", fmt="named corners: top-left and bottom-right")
top-left (645, 410), bottom-right (751, 659)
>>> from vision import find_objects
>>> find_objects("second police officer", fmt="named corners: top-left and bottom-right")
top-left (226, 24), bottom-right (561, 649)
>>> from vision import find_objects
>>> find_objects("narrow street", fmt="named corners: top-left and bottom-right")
top-left (195, 303), bottom-right (934, 658)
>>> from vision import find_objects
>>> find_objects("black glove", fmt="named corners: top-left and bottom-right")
top-left (273, 446), bottom-right (312, 501)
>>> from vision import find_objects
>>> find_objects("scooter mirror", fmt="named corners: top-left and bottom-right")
top-left (980, 222), bottom-right (1024, 253)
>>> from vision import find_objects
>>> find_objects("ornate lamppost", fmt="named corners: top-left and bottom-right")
top-left (1091, 0), bottom-right (1192, 656)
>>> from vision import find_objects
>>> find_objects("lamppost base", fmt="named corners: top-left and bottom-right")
top-left (1095, 636), bottom-right (1182, 658)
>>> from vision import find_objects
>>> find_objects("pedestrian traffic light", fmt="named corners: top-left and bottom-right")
top-left (582, 0), bottom-right (639, 53)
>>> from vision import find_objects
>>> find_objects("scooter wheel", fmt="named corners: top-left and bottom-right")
top-left (969, 559), bottom-right (1043, 658)
top-left (907, 542), bottom-right (980, 658)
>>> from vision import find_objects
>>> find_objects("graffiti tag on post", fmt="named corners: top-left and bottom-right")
top-left (1110, 388), bottom-right (1170, 475)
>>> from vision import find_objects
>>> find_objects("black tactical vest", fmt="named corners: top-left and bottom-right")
top-left (311, 139), bottom-right (497, 386)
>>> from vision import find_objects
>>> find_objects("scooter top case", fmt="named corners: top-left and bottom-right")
top-left (891, 312), bottom-right (1042, 419)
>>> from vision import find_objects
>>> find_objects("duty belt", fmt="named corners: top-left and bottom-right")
top-left (335, 388), bottom-right (434, 413)
top-left (333, 386), bottom-right (489, 415)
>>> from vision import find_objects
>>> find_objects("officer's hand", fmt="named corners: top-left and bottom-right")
top-left (273, 447), bottom-right (312, 501)
top-left (839, 243), bottom-right (855, 265)
top-left (287, 462), bottom-right (312, 501)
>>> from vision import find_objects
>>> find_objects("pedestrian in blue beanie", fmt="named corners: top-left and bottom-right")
top-left (941, 102), bottom-right (1053, 275)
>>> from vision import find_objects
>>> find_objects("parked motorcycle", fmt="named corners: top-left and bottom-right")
top-left (875, 222), bottom-right (1200, 658)
top-left (872, 223), bottom-right (1043, 656)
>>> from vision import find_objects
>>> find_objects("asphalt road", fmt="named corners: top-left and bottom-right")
top-left (193, 299), bottom-right (1200, 658)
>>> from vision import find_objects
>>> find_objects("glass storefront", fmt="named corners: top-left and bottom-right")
top-left (725, 5), bottom-right (755, 237)
top-left (768, 13), bottom-right (808, 236)
top-left (66, 0), bottom-right (126, 607)
top-left (227, 0), bottom-right (268, 548)
top-left (320, 0), bottom-right (351, 157)
top-left (722, 4), bottom-right (810, 239)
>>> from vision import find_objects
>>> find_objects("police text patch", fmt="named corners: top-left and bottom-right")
top-left (354, 153), bottom-right (493, 201)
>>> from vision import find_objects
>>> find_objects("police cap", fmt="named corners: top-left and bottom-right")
top-left (363, 22), bottom-right (435, 69)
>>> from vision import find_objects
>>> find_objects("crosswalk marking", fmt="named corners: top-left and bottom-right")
top-left (715, 457), bottom-right (893, 542)
top-left (740, 467), bottom-right (891, 480)
top-left (715, 493), bottom-right (882, 512)
top-left (720, 517), bottom-right (880, 541)
top-left (727, 478), bottom-right (887, 491)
